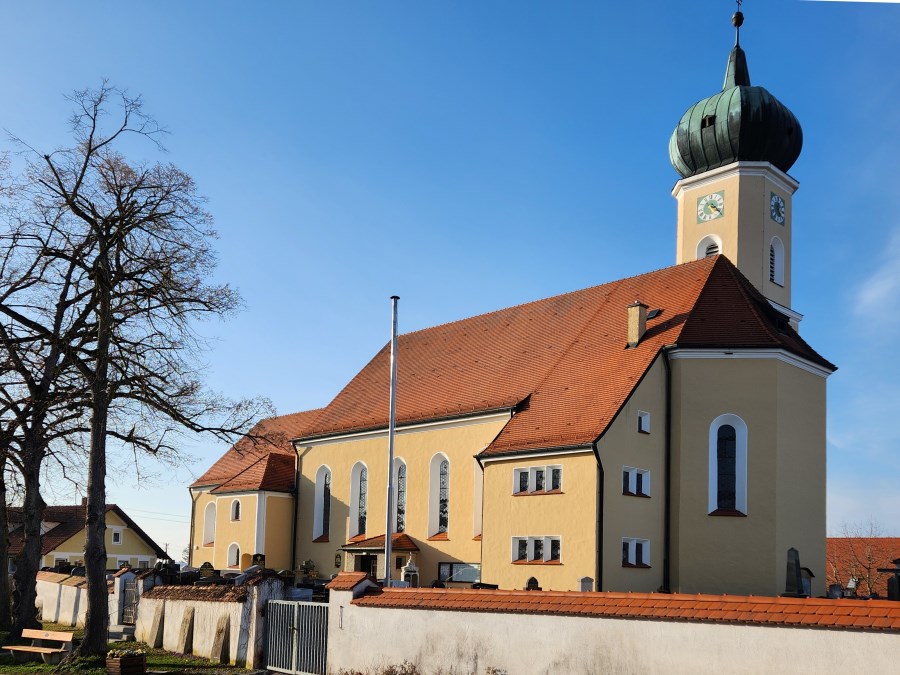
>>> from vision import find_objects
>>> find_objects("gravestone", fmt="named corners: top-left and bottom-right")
top-left (251, 553), bottom-right (265, 567)
top-left (199, 562), bottom-right (215, 578)
top-left (782, 547), bottom-right (806, 597)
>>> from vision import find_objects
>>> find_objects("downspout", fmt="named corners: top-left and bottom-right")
top-left (591, 441), bottom-right (604, 592)
top-left (290, 447), bottom-right (299, 576)
top-left (188, 489), bottom-right (198, 568)
top-left (662, 347), bottom-right (673, 593)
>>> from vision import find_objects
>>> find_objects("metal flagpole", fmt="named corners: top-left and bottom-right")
top-left (384, 296), bottom-right (399, 587)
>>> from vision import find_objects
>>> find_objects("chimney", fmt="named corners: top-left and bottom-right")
top-left (627, 301), bottom-right (649, 348)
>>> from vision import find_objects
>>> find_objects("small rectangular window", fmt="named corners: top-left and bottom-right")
top-left (54, 558), bottom-right (67, 568)
top-left (517, 470), bottom-right (529, 494)
top-left (138, 560), bottom-right (149, 569)
top-left (622, 541), bottom-right (629, 565)
top-left (549, 538), bottom-right (561, 561)
top-left (622, 469), bottom-right (631, 495)
top-left (637, 411), bottom-right (650, 434)
top-left (517, 539), bottom-right (528, 561)
top-left (701, 115), bottom-right (716, 129)
top-left (532, 538), bottom-right (543, 561)
top-left (623, 467), bottom-right (650, 497)
top-left (534, 469), bottom-right (545, 492)
top-left (439, 562), bottom-right (481, 583)
top-left (635, 472), bottom-right (644, 497)
top-left (550, 468), bottom-right (562, 491)
top-left (622, 538), bottom-right (651, 567)
top-left (112, 530), bottom-right (122, 544)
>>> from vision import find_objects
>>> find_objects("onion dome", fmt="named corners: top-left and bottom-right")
top-left (668, 11), bottom-right (802, 178)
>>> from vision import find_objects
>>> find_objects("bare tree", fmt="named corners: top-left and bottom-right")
top-left (827, 520), bottom-right (893, 597)
top-left (0, 84), bottom-right (271, 654)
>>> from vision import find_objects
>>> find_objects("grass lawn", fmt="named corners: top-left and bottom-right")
top-left (0, 623), bottom-right (253, 673)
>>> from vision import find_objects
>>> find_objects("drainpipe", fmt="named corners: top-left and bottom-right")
top-left (290, 451), bottom-right (299, 577)
top-left (591, 442), bottom-right (604, 592)
top-left (662, 347), bottom-right (673, 593)
top-left (188, 489), bottom-right (199, 568)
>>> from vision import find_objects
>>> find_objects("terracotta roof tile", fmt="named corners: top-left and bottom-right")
top-left (352, 588), bottom-right (900, 632)
top-left (326, 572), bottom-right (371, 591)
top-left (192, 409), bottom-right (322, 488)
top-left (142, 584), bottom-right (247, 602)
top-left (297, 257), bottom-right (833, 456)
top-left (826, 537), bottom-right (900, 598)
top-left (341, 533), bottom-right (420, 552)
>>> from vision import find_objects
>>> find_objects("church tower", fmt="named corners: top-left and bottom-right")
top-left (669, 10), bottom-right (802, 321)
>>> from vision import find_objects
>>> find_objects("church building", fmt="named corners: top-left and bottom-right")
top-left (189, 12), bottom-right (834, 597)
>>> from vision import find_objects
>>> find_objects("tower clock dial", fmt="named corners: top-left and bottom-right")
top-left (697, 191), bottom-right (725, 223)
top-left (770, 192), bottom-right (785, 224)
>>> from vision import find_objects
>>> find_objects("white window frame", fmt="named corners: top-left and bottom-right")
top-left (622, 467), bottom-right (650, 496)
top-left (313, 465), bottom-right (332, 540)
top-left (708, 413), bottom-right (749, 515)
top-left (428, 453), bottom-right (450, 537)
top-left (622, 538), bottom-right (650, 567)
top-left (392, 457), bottom-right (407, 534)
top-left (227, 542), bottom-right (240, 568)
top-left (512, 465), bottom-right (563, 494)
top-left (510, 536), bottom-right (561, 563)
top-left (637, 410), bottom-right (651, 434)
top-left (230, 499), bottom-right (241, 521)
top-left (111, 527), bottom-right (123, 545)
top-left (349, 461), bottom-right (368, 538)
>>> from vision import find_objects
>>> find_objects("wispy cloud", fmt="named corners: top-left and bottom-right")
top-left (853, 227), bottom-right (900, 332)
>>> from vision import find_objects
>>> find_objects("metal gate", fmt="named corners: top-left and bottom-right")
top-left (122, 579), bottom-right (139, 625)
top-left (266, 600), bottom-right (328, 675)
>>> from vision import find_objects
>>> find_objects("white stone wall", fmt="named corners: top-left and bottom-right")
top-left (327, 590), bottom-right (900, 675)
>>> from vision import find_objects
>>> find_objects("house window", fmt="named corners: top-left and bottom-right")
top-left (394, 459), bottom-right (407, 533)
top-left (438, 562), bottom-right (481, 583)
top-left (516, 538), bottom-right (528, 561)
top-left (511, 537), bottom-right (561, 563)
top-left (138, 560), bottom-right (149, 569)
top-left (549, 538), bottom-right (561, 561)
top-left (512, 465), bottom-right (563, 494)
top-left (622, 467), bottom-right (650, 497)
top-left (231, 500), bottom-right (241, 521)
top-left (111, 529), bottom-right (123, 544)
top-left (227, 543), bottom-right (240, 568)
top-left (533, 538), bottom-right (543, 561)
top-left (622, 538), bottom-right (650, 567)
top-left (349, 462), bottom-right (368, 537)
top-left (708, 414), bottom-right (748, 515)
top-left (429, 453), bottom-right (450, 536)
top-left (203, 502), bottom-right (216, 545)
top-left (313, 466), bottom-right (332, 541)
top-left (769, 236), bottom-right (785, 286)
top-left (637, 411), bottom-right (650, 434)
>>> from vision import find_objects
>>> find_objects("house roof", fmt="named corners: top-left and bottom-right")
top-left (353, 587), bottom-right (900, 632)
top-left (191, 409), bottom-right (322, 490)
top-left (827, 537), bottom-right (900, 598)
top-left (298, 256), bottom-right (833, 456)
top-left (341, 533), bottom-right (420, 552)
top-left (7, 504), bottom-right (170, 560)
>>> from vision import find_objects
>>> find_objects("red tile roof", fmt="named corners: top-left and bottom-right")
top-left (299, 257), bottom-right (833, 456)
top-left (827, 537), bottom-right (900, 598)
top-left (8, 504), bottom-right (169, 560)
top-left (192, 409), bottom-right (322, 489)
top-left (353, 588), bottom-right (900, 632)
top-left (326, 571), bottom-right (371, 591)
top-left (341, 533), bottom-right (419, 552)
top-left (210, 453), bottom-right (296, 494)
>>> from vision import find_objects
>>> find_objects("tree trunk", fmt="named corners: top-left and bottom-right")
top-left (77, 248), bottom-right (112, 657)
top-left (11, 448), bottom-right (46, 636)
top-left (0, 455), bottom-right (12, 630)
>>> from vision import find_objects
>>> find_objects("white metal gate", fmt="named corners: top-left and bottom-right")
top-left (267, 600), bottom-right (328, 675)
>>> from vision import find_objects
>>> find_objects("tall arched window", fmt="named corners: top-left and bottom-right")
top-left (429, 453), bottom-right (450, 537)
top-left (349, 462), bottom-right (368, 538)
top-left (227, 543), bottom-right (240, 568)
top-left (394, 459), bottom-right (407, 533)
top-left (313, 466), bottom-right (332, 541)
top-left (708, 414), bottom-right (748, 515)
top-left (231, 499), bottom-right (241, 521)
top-left (696, 235), bottom-right (722, 260)
top-left (203, 502), bottom-right (216, 545)
top-left (769, 236), bottom-right (785, 286)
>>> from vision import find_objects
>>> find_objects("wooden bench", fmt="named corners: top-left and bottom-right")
top-left (3, 628), bottom-right (74, 664)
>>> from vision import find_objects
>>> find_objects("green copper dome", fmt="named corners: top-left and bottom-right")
top-left (669, 40), bottom-right (803, 178)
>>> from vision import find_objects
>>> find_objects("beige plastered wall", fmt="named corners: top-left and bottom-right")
top-left (670, 355), bottom-right (827, 596)
top-left (189, 489), bottom-right (261, 570)
top-left (597, 356), bottom-right (667, 592)
top-left (295, 414), bottom-right (509, 584)
top-left (263, 492), bottom-right (294, 570)
top-left (45, 510), bottom-right (159, 568)
top-left (674, 161), bottom-right (796, 308)
top-left (481, 450), bottom-right (597, 591)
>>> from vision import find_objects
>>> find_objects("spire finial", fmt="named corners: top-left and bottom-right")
top-left (733, 0), bottom-right (744, 47)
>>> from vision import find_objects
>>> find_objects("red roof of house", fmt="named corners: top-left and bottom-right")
top-left (8, 504), bottom-right (170, 560)
top-left (341, 533), bottom-right (420, 552)
top-left (353, 588), bottom-right (900, 632)
top-left (299, 257), bottom-right (833, 456)
top-left (192, 409), bottom-right (322, 490)
top-left (827, 537), bottom-right (900, 598)
top-left (326, 571), bottom-right (371, 591)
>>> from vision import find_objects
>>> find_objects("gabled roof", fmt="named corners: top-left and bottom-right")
top-left (7, 504), bottom-right (170, 560)
top-left (341, 533), bottom-right (419, 552)
top-left (299, 256), bottom-right (833, 456)
top-left (210, 453), bottom-right (296, 494)
top-left (191, 409), bottom-right (322, 490)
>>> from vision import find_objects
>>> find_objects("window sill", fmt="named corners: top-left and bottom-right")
top-left (312, 535), bottom-right (329, 543)
top-left (348, 533), bottom-right (368, 543)
top-left (513, 560), bottom-right (562, 565)
top-left (513, 489), bottom-right (564, 497)
top-left (428, 532), bottom-right (449, 542)
top-left (203, 542), bottom-right (214, 547)
top-left (622, 491), bottom-right (650, 498)
top-left (637, 430), bottom-right (650, 435)
top-left (472, 534), bottom-right (482, 541)
top-left (621, 563), bottom-right (652, 569)
top-left (708, 508), bottom-right (747, 517)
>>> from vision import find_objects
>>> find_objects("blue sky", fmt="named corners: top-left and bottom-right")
top-left (1, 1), bottom-right (898, 559)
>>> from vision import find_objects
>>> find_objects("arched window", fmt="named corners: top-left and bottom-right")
top-left (394, 459), bottom-right (407, 533)
top-left (231, 499), bottom-right (241, 521)
top-left (349, 462), bottom-right (368, 538)
top-left (708, 414), bottom-right (748, 515)
top-left (769, 236), bottom-right (785, 286)
top-left (227, 543), bottom-right (240, 568)
top-left (313, 466), bottom-right (332, 540)
top-left (696, 235), bottom-right (722, 260)
top-left (429, 454), bottom-right (450, 536)
top-left (203, 502), bottom-right (216, 545)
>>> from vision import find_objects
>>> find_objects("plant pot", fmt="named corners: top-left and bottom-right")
top-left (106, 654), bottom-right (146, 675)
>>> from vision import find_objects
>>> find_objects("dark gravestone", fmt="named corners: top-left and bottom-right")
top-left (782, 547), bottom-right (806, 597)
top-left (251, 553), bottom-right (266, 567)
top-left (199, 561), bottom-right (215, 578)
top-left (525, 577), bottom-right (541, 591)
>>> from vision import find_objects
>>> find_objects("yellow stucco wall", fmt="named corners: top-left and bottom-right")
top-left (295, 415), bottom-right (510, 584)
top-left (670, 355), bottom-right (827, 596)
top-left (43, 511), bottom-right (160, 569)
top-left (264, 493), bottom-right (294, 570)
top-left (481, 451), bottom-right (597, 591)
top-left (189, 489), bottom-right (261, 570)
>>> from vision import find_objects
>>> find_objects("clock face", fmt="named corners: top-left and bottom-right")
top-left (697, 192), bottom-right (725, 223)
top-left (770, 193), bottom-right (785, 224)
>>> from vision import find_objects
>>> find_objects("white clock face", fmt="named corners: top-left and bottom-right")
top-left (697, 192), bottom-right (725, 223)
top-left (770, 193), bottom-right (785, 224)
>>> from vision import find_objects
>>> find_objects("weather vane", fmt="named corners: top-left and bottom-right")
top-left (733, 0), bottom-right (744, 46)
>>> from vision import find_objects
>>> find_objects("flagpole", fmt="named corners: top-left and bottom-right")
top-left (384, 295), bottom-right (399, 587)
